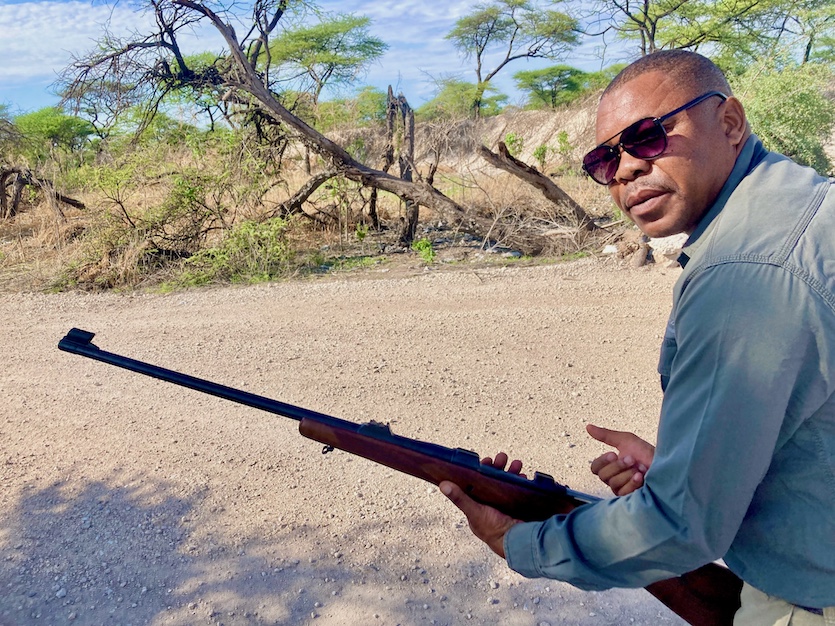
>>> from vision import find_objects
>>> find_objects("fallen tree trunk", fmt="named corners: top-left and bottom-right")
top-left (478, 142), bottom-right (598, 231)
top-left (173, 0), bottom-right (555, 255)
top-left (1, 167), bottom-right (85, 220)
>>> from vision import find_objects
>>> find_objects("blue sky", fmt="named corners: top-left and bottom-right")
top-left (0, 0), bottom-right (630, 115)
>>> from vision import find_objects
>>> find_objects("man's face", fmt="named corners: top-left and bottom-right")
top-left (595, 71), bottom-right (738, 238)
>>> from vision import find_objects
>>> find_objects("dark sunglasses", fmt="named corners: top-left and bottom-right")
top-left (582, 91), bottom-right (728, 185)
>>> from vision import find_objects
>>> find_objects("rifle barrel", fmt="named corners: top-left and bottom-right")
top-left (58, 328), bottom-right (338, 425)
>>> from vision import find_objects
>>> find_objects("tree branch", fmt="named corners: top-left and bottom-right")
top-left (478, 143), bottom-right (598, 231)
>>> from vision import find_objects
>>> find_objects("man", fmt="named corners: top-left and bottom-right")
top-left (440, 50), bottom-right (835, 625)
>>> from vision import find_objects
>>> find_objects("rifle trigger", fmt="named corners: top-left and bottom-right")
top-left (321, 445), bottom-right (335, 455)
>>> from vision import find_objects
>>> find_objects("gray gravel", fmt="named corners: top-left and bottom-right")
top-left (0, 258), bottom-right (686, 625)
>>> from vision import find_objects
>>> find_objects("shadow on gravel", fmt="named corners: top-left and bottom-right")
top-left (0, 472), bottom-right (676, 626)
top-left (0, 474), bottom-right (199, 625)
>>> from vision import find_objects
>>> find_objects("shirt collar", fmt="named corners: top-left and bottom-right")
top-left (677, 135), bottom-right (768, 268)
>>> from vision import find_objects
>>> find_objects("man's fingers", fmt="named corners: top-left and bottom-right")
top-left (586, 423), bottom-right (630, 447)
top-left (615, 471), bottom-right (645, 496)
top-left (605, 468), bottom-right (640, 494)
top-left (591, 453), bottom-right (648, 495)
top-left (590, 451), bottom-right (618, 475)
top-left (587, 425), bottom-right (656, 474)
top-left (480, 452), bottom-right (523, 475)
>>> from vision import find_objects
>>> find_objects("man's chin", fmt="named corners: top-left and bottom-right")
top-left (634, 218), bottom-right (686, 240)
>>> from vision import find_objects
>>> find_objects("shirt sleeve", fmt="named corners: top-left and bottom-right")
top-left (505, 261), bottom-right (831, 589)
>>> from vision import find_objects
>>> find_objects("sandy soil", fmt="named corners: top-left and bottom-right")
top-left (0, 257), bottom-right (688, 626)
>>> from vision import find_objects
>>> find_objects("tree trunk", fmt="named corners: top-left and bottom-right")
top-left (369, 85), bottom-right (402, 232)
top-left (267, 170), bottom-right (337, 219)
top-left (478, 142), bottom-right (598, 231)
top-left (0, 167), bottom-right (85, 220)
top-left (1, 170), bottom-right (13, 219)
top-left (395, 93), bottom-right (418, 246)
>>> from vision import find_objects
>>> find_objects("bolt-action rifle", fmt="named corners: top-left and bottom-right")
top-left (59, 328), bottom-right (742, 625)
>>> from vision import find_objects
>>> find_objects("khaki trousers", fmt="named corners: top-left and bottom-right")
top-left (734, 583), bottom-right (835, 626)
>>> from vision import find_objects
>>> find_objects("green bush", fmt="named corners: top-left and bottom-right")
top-left (504, 132), bottom-right (524, 157)
top-left (411, 237), bottom-right (435, 263)
top-left (732, 62), bottom-right (834, 175)
top-left (533, 144), bottom-right (549, 169)
top-left (177, 217), bottom-right (294, 285)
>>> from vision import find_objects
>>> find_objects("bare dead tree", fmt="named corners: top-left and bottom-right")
top-left (392, 92), bottom-right (418, 245)
top-left (366, 85), bottom-right (399, 232)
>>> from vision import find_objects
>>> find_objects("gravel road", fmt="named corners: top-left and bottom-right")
top-left (1, 258), bottom-right (688, 626)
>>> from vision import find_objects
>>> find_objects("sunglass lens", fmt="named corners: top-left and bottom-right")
top-left (583, 146), bottom-right (618, 185)
top-left (621, 118), bottom-right (667, 159)
top-left (582, 118), bottom-right (668, 184)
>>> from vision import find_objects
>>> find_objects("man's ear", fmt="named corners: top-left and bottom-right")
top-left (721, 96), bottom-right (749, 149)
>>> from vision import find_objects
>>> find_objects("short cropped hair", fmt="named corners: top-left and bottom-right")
top-left (604, 50), bottom-right (733, 99)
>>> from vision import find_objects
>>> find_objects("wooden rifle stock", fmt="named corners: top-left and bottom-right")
top-left (59, 328), bottom-right (742, 625)
top-left (302, 420), bottom-right (742, 625)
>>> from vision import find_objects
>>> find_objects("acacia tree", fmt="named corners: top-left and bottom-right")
top-left (0, 108), bottom-right (90, 220)
top-left (584, 0), bottom-right (767, 57)
top-left (783, 1), bottom-right (835, 64)
top-left (416, 78), bottom-right (507, 120)
top-left (446, 0), bottom-right (578, 116)
top-left (58, 0), bottom-right (570, 253)
top-left (14, 108), bottom-right (94, 156)
top-left (512, 65), bottom-right (622, 109)
top-left (269, 14), bottom-right (387, 107)
top-left (267, 13), bottom-right (386, 172)
top-left (584, 0), bottom-right (835, 67)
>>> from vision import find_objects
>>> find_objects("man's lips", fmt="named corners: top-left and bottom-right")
top-left (625, 188), bottom-right (666, 210)
top-left (624, 188), bottom-right (668, 216)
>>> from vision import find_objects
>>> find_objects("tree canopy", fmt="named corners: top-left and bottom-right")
top-left (416, 79), bottom-right (508, 120)
top-left (513, 64), bottom-right (622, 109)
top-left (445, 0), bottom-right (578, 115)
top-left (14, 107), bottom-right (94, 156)
top-left (268, 14), bottom-right (388, 105)
top-left (584, 0), bottom-right (835, 70)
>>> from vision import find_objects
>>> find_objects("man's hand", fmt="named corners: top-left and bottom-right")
top-left (439, 451), bottom-right (522, 559)
top-left (586, 424), bottom-right (656, 496)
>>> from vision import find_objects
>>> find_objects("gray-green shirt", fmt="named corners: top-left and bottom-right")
top-left (505, 136), bottom-right (835, 608)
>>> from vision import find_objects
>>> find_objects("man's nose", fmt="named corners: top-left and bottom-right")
top-left (613, 149), bottom-right (651, 184)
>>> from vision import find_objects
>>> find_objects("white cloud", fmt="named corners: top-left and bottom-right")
top-left (0, 0), bottom-right (622, 112)
top-left (0, 1), bottom-right (154, 85)
top-left (315, 0), bottom-right (498, 103)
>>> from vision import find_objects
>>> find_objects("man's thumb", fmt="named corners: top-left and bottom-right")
top-left (440, 481), bottom-right (475, 514)
top-left (586, 423), bottom-right (616, 445)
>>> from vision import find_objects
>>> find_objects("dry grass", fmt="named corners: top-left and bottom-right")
top-left (0, 101), bottom-right (624, 292)
top-left (0, 200), bottom-right (87, 291)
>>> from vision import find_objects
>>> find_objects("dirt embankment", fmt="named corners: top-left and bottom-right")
top-left (1, 258), bottom-right (687, 626)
